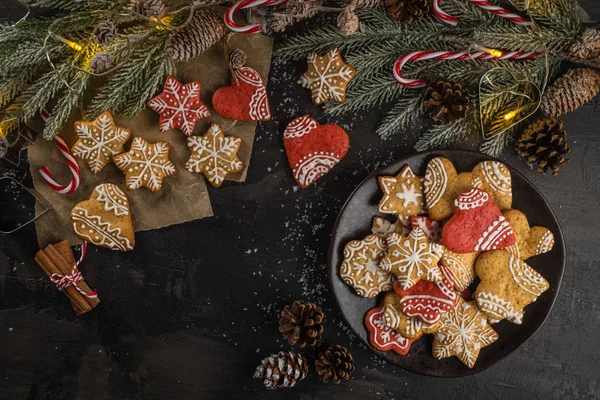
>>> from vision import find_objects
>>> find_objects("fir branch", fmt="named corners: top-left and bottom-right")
top-left (30, 0), bottom-right (128, 12)
top-left (377, 91), bottom-right (425, 139)
top-left (42, 71), bottom-right (90, 139)
top-left (479, 125), bottom-right (517, 157)
top-left (0, 19), bottom-right (51, 46)
top-left (414, 118), bottom-right (473, 151)
top-left (20, 65), bottom-right (70, 121)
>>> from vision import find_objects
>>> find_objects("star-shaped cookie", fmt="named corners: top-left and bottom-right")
top-left (148, 76), bottom-right (210, 136)
top-left (298, 48), bottom-right (356, 105)
top-left (185, 123), bottom-right (244, 188)
top-left (432, 298), bottom-right (499, 368)
top-left (379, 228), bottom-right (444, 290)
top-left (378, 165), bottom-right (426, 225)
top-left (113, 136), bottom-right (177, 193)
top-left (71, 111), bottom-right (131, 173)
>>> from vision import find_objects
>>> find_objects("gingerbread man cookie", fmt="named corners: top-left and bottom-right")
top-left (298, 48), bottom-right (356, 105)
top-left (381, 291), bottom-right (439, 339)
top-left (339, 234), bottom-right (394, 298)
top-left (471, 160), bottom-right (512, 210)
top-left (72, 111), bottom-right (131, 173)
top-left (424, 157), bottom-right (472, 221)
top-left (502, 209), bottom-right (555, 260)
top-left (475, 248), bottom-right (549, 324)
top-left (377, 165), bottom-right (426, 225)
top-left (379, 228), bottom-right (444, 291)
top-left (432, 298), bottom-right (499, 368)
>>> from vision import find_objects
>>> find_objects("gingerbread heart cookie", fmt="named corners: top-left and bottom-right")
top-left (381, 291), bottom-right (440, 339)
top-left (212, 66), bottom-right (271, 121)
top-left (283, 115), bottom-right (349, 188)
top-left (424, 157), bottom-right (473, 221)
top-left (442, 188), bottom-right (516, 253)
top-left (365, 305), bottom-right (420, 356)
top-left (471, 160), bottom-right (512, 210)
top-left (503, 209), bottom-right (555, 260)
top-left (71, 183), bottom-right (134, 251)
top-left (475, 248), bottom-right (549, 324)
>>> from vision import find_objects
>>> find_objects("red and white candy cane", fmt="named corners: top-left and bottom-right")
top-left (225, 0), bottom-right (287, 34)
top-left (393, 50), bottom-right (541, 88)
top-left (50, 242), bottom-right (98, 299)
top-left (39, 108), bottom-right (80, 194)
top-left (433, 0), bottom-right (532, 27)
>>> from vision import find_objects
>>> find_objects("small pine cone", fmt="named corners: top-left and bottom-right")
top-left (284, 0), bottom-right (313, 18)
top-left (279, 300), bottom-right (325, 348)
top-left (270, 13), bottom-right (295, 33)
top-left (228, 49), bottom-right (247, 69)
top-left (129, 0), bottom-right (165, 17)
top-left (517, 118), bottom-right (570, 176)
top-left (167, 9), bottom-right (226, 62)
top-left (423, 80), bottom-right (470, 124)
top-left (315, 345), bottom-right (355, 384)
top-left (337, 7), bottom-right (359, 36)
top-left (93, 20), bottom-right (118, 46)
top-left (354, 0), bottom-right (382, 9)
top-left (541, 68), bottom-right (600, 118)
top-left (253, 351), bottom-right (309, 389)
top-left (385, 0), bottom-right (430, 23)
top-left (89, 52), bottom-right (113, 73)
top-left (568, 28), bottom-right (600, 62)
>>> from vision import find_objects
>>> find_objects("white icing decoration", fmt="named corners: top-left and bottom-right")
top-left (95, 183), bottom-right (129, 216)
top-left (455, 188), bottom-right (489, 210)
top-left (474, 215), bottom-right (513, 251)
top-left (293, 153), bottom-right (340, 188)
top-left (536, 230), bottom-right (555, 255)
top-left (377, 166), bottom-right (424, 224)
top-left (233, 67), bottom-right (271, 121)
top-left (424, 158), bottom-right (447, 209)
top-left (481, 161), bottom-right (511, 196)
top-left (283, 115), bottom-right (318, 139)
top-left (507, 253), bottom-right (549, 297)
top-left (298, 48), bottom-right (355, 104)
top-left (72, 207), bottom-right (133, 251)
top-left (367, 307), bottom-right (413, 353)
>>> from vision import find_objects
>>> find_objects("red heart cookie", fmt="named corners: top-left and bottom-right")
top-left (283, 115), bottom-right (349, 188)
top-left (212, 67), bottom-right (271, 121)
top-left (364, 305), bottom-right (420, 355)
top-left (393, 264), bottom-right (458, 324)
top-left (442, 188), bottom-right (516, 253)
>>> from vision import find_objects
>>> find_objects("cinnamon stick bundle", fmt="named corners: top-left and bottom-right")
top-left (35, 240), bottom-right (100, 315)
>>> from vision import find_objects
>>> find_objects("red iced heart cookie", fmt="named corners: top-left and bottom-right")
top-left (212, 67), bottom-right (271, 121)
top-left (442, 188), bottom-right (516, 253)
top-left (283, 115), bottom-right (349, 188)
top-left (364, 306), bottom-right (420, 355)
top-left (394, 264), bottom-right (458, 324)
top-left (410, 216), bottom-right (442, 243)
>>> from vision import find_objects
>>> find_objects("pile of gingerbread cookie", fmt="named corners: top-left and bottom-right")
top-left (339, 157), bottom-right (555, 368)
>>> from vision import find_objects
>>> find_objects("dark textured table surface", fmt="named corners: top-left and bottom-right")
top-left (1, 3), bottom-right (600, 399)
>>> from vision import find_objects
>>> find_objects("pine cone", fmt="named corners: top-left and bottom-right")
top-left (89, 52), bottom-right (113, 73)
top-left (355, 0), bottom-right (382, 9)
top-left (270, 13), bottom-right (295, 33)
top-left (568, 28), bottom-right (600, 62)
top-left (253, 351), bottom-right (309, 389)
top-left (284, 0), bottom-right (313, 18)
top-left (517, 118), bottom-right (570, 176)
top-left (541, 68), bottom-right (600, 118)
top-left (167, 9), bottom-right (225, 62)
top-left (228, 49), bottom-right (247, 69)
top-left (384, 0), bottom-right (429, 23)
top-left (423, 80), bottom-right (470, 124)
top-left (129, 0), bottom-right (165, 17)
top-left (279, 300), bottom-right (325, 348)
top-left (337, 6), bottom-right (359, 36)
top-left (315, 345), bottom-right (355, 384)
top-left (93, 21), bottom-right (118, 46)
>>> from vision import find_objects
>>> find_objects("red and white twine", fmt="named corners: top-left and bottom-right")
top-left (393, 50), bottom-right (541, 88)
top-left (39, 108), bottom-right (80, 194)
top-left (432, 0), bottom-right (533, 27)
top-left (224, 0), bottom-right (287, 33)
top-left (50, 242), bottom-right (98, 299)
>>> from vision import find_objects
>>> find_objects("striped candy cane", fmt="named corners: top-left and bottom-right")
top-left (39, 109), bottom-right (81, 194)
top-left (432, 0), bottom-right (532, 27)
top-left (225, 0), bottom-right (287, 34)
top-left (393, 50), bottom-right (541, 88)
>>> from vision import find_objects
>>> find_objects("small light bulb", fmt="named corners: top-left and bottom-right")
top-left (504, 111), bottom-right (517, 120)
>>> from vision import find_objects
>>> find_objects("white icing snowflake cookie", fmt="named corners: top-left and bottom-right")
top-left (298, 48), bottom-right (356, 105)
top-left (377, 165), bottom-right (426, 225)
top-left (339, 234), bottom-right (394, 298)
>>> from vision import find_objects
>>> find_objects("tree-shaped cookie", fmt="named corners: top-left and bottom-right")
top-left (298, 48), bottom-right (356, 105)
top-left (377, 165), bottom-right (426, 225)
top-left (71, 111), bottom-right (131, 173)
top-left (379, 228), bottom-right (444, 290)
top-left (185, 123), bottom-right (244, 188)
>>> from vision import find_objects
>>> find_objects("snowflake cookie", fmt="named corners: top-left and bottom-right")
top-left (71, 111), bottom-right (131, 173)
top-left (339, 234), bottom-right (394, 298)
top-left (113, 136), bottom-right (177, 193)
top-left (185, 123), bottom-right (244, 188)
top-left (475, 248), bottom-right (549, 324)
top-left (379, 228), bottom-right (444, 291)
top-left (298, 48), bottom-right (356, 105)
top-left (71, 183), bottom-right (134, 251)
top-left (381, 291), bottom-right (440, 339)
top-left (148, 76), bottom-right (210, 136)
top-left (378, 165), bottom-right (426, 225)
top-left (365, 305), bottom-right (420, 355)
top-left (432, 298), bottom-right (499, 368)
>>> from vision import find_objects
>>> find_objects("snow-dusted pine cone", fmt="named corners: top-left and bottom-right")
top-left (541, 68), bottom-right (600, 118)
top-left (93, 20), bottom-right (118, 45)
top-left (568, 28), bottom-right (600, 62)
top-left (167, 8), bottom-right (225, 62)
top-left (89, 52), bottom-right (114, 73)
top-left (337, 6), bottom-right (359, 35)
top-left (253, 351), bottom-right (309, 389)
top-left (129, 0), bottom-right (165, 17)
